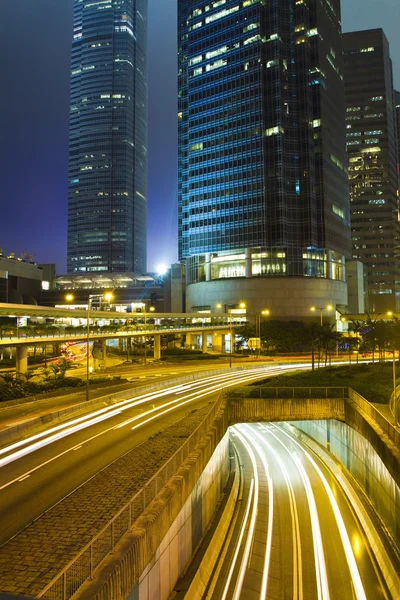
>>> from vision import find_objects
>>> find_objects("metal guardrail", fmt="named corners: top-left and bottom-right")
top-left (38, 391), bottom-right (225, 600)
top-left (228, 386), bottom-right (348, 399)
top-left (347, 388), bottom-right (400, 449)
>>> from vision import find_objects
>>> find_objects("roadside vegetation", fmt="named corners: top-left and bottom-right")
top-left (227, 363), bottom-right (394, 404)
top-left (0, 358), bottom-right (116, 402)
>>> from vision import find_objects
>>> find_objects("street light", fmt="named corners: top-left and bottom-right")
top-left (310, 304), bottom-right (333, 326)
top-left (216, 302), bottom-right (246, 367)
top-left (143, 305), bottom-right (156, 366)
top-left (256, 309), bottom-right (270, 358)
top-left (65, 291), bottom-right (113, 401)
top-left (386, 311), bottom-right (398, 427)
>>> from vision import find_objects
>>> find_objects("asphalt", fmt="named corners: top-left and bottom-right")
top-left (209, 423), bottom-right (391, 599)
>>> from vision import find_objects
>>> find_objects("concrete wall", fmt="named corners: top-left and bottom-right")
top-left (186, 277), bottom-right (348, 318)
top-left (135, 432), bottom-right (230, 599)
top-left (292, 420), bottom-right (400, 543)
top-left (77, 404), bottom-right (230, 600)
top-left (229, 397), bottom-right (346, 425)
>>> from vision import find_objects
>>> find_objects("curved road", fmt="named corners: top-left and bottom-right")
top-left (0, 365), bottom-right (299, 546)
top-left (209, 423), bottom-right (391, 600)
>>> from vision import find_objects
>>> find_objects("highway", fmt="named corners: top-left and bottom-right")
top-left (209, 423), bottom-right (390, 600)
top-left (0, 364), bottom-right (296, 547)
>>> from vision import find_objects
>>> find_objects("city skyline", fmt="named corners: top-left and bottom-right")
top-left (0, 0), bottom-right (399, 274)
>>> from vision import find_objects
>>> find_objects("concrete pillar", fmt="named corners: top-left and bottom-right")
top-left (118, 337), bottom-right (124, 352)
top-left (327, 250), bottom-right (333, 279)
top-left (212, 333), bottom-right (223, 353)
top-left (205, 253), bottom-right (211, 281)
top-left (53, 343), bottom-right (61, 357)
top-left (16, 346), bottom-right (28, 375)
top-left (186, 334), bottom-right (198, 349)
top-left (245, 247), bottom-right (252, 278)
top-left (153, 334), bottom-right (161, 360)
top-left (202, 332), bottom-right (208, 354)
top-left (101, 339), bottom-right (108, 368)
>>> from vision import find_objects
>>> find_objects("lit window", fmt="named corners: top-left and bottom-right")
top-left (206, 46), bottom-right (227, 59)
top-left (265, 126), bottom-right (284, 136)
top-left (205, 5), bottom-right (239, 23)
top-left (189, 55), bottom-right (202, 66)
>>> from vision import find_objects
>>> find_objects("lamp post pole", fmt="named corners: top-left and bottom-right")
top-left (393, 350), bottom-right (397, 427)
top-left (229, 308), bottom-right (233, 368)
top-left (86, 296), bottom-right (91, 402)
top-left (144, 310), bottom-right (147, 366)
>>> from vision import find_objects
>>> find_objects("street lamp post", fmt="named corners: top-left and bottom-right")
top-left (392, 350), bottom-right (398, 427)
top-left (143, 305), bottom-right (155, 367)
top-left (256, 309), bottom-right (270, 359)
top-left (65, 292), bottom-right (113, 401)
top-left (310, 304), bottom-right (333, 326)
top-left (216, 302), bottom-right (246, 367)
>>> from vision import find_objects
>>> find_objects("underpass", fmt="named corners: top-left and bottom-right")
top-left (0, 363), bottom-right (398, 599)
top-left (208, 423), bottom-right (390, 600)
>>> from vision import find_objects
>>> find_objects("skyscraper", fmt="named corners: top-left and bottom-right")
top-left (67, 0), bottom-right (147, 274)
top-left (178, 0), bottom-right (351, 318)
top-left (343, 30), bottom-right (400, 313)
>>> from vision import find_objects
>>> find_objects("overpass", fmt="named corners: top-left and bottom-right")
top-left (0, 303), bottom-right (237, 372)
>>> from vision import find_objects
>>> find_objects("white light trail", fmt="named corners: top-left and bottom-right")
top-left (220, 426), bottom-right (260, 600)
top-left (292, 452), bottom-right (330, 600)
top-left (239, 425), bottom-right (274, 600)
top-left (0, 367), bottom-right (282, 482)
top-left (255, 424), bottom-right (303, 600)
top-left (274, 425), bottom-right (367, 600)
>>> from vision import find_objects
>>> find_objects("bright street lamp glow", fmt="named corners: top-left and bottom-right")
top-left (65, 294), bottom-right (74, 302)
top-left (156, 263), bottom-right (167, 275)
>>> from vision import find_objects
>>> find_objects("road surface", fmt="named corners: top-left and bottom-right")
top-left (209, 423), bottom-right (391, 600)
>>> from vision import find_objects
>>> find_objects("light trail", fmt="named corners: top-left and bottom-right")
top-left (273, 425), bottom-right (368, 600)
top-left (291, 452), bottom-right (330, 600)
top-left (239, 425), bottom-right (274, 600)
top-left (0, 368), bottom-right (271, 466)
top-left (219, 478), bottom-right (255, 600)
top-left (0, 367), bottom-right (292, 487)
top-left (220, 427), bottom-right (259, 600)
top-left (256, 424), bottom-right (303, 600)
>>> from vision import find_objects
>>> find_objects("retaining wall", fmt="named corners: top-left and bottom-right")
top-left (76, 402), bottom-right (230, 599)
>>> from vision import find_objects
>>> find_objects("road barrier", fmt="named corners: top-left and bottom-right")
top-left (38, 392), bottom-right (224, 600)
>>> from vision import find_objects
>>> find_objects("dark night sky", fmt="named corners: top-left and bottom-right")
top-left (0, 0), bottom-right (399, 274)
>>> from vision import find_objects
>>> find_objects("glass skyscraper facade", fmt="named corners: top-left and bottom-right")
top-left (344, 30), bottom-right (400, 312)
top-left (67, 0), bottom-right (147, 274)
top-left (178, 0), bottom-right (351, 309)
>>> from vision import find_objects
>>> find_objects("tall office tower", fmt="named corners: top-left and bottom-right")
top-left (178, 0), bottom-right (351, 318)
top-left (67, 0), bottom-right (147, 274)
top-left (343, 30), bottom-right (400, 313)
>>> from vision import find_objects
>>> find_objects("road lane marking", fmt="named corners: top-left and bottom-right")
top-left (18, 474), bottom-right (30, 482)
top-left (255, 424), bottom-right (303, 600)
top-left (238, 425), bottom-right (274, 600)
top-left (274, 425), bottom-right (367, 600)
top-left (0, 369), bottom-right (276, 490)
